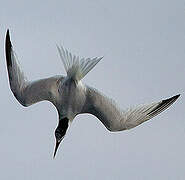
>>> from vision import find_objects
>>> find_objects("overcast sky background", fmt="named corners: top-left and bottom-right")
top-left (0, 0), bottom-right (184, 179)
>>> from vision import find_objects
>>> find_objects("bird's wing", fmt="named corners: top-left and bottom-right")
top-left (81, 86), bottom-right (180, 131)
top-left (5, 30), bottom-right (64, 107)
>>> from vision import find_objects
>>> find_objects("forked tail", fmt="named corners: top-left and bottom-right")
top-left (57, 45), bottom-right (103, 81)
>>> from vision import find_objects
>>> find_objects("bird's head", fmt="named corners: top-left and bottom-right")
top-left (53, 117), bottom-right (69, 158)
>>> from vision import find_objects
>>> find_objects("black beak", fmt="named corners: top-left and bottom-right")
top-left (53, 140), bottom-right (61, 159)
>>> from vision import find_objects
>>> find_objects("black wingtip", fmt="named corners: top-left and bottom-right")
top-left (161, 93), bottom-right (181, 107)
top-left (159, 94), bottom-right (180, 107)
top-left (6, 29), bottom-right (12, 48)
top-left (147, 94), bottom-right (180, 116)
top-left (5, 29), bottom-right (12, 67)
top-left (174, 94), bottom-right (180, 99)
top-left (7, 29), bottom-right (10, 35)
top-left (169, 94), bottom-right (180, 102)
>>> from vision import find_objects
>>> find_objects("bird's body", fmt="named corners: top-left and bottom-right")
top-left (58, 78), bottom-right (87, 121)
top-left (5, 30), bottom-right (180, 158)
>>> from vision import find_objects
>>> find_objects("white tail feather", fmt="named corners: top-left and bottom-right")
top-left (57, 45), bottom-right (103, 81)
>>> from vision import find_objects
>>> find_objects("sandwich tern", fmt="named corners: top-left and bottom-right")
top-left (5, 30), bottom-right (180, 158)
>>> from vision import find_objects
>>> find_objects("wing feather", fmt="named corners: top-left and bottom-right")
top-left (5, 30), bottom-right (63, 107)
top-left (81, 86), bottom-right (180, 131)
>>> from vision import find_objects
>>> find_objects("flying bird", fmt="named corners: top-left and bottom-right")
top-left (5, 30), bottom-right (180, 158)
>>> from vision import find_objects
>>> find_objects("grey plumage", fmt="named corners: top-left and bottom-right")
top-left (5, 30), bottom-right (180, 158)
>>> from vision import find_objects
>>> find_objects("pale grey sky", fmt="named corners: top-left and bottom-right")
top-left (0, 0), bottom-right (184, 179)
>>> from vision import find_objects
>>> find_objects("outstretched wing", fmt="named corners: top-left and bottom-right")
top-left (81, 86), bottom-right (180, 131)
top-left (5, 30), bottom-right (63, 107)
